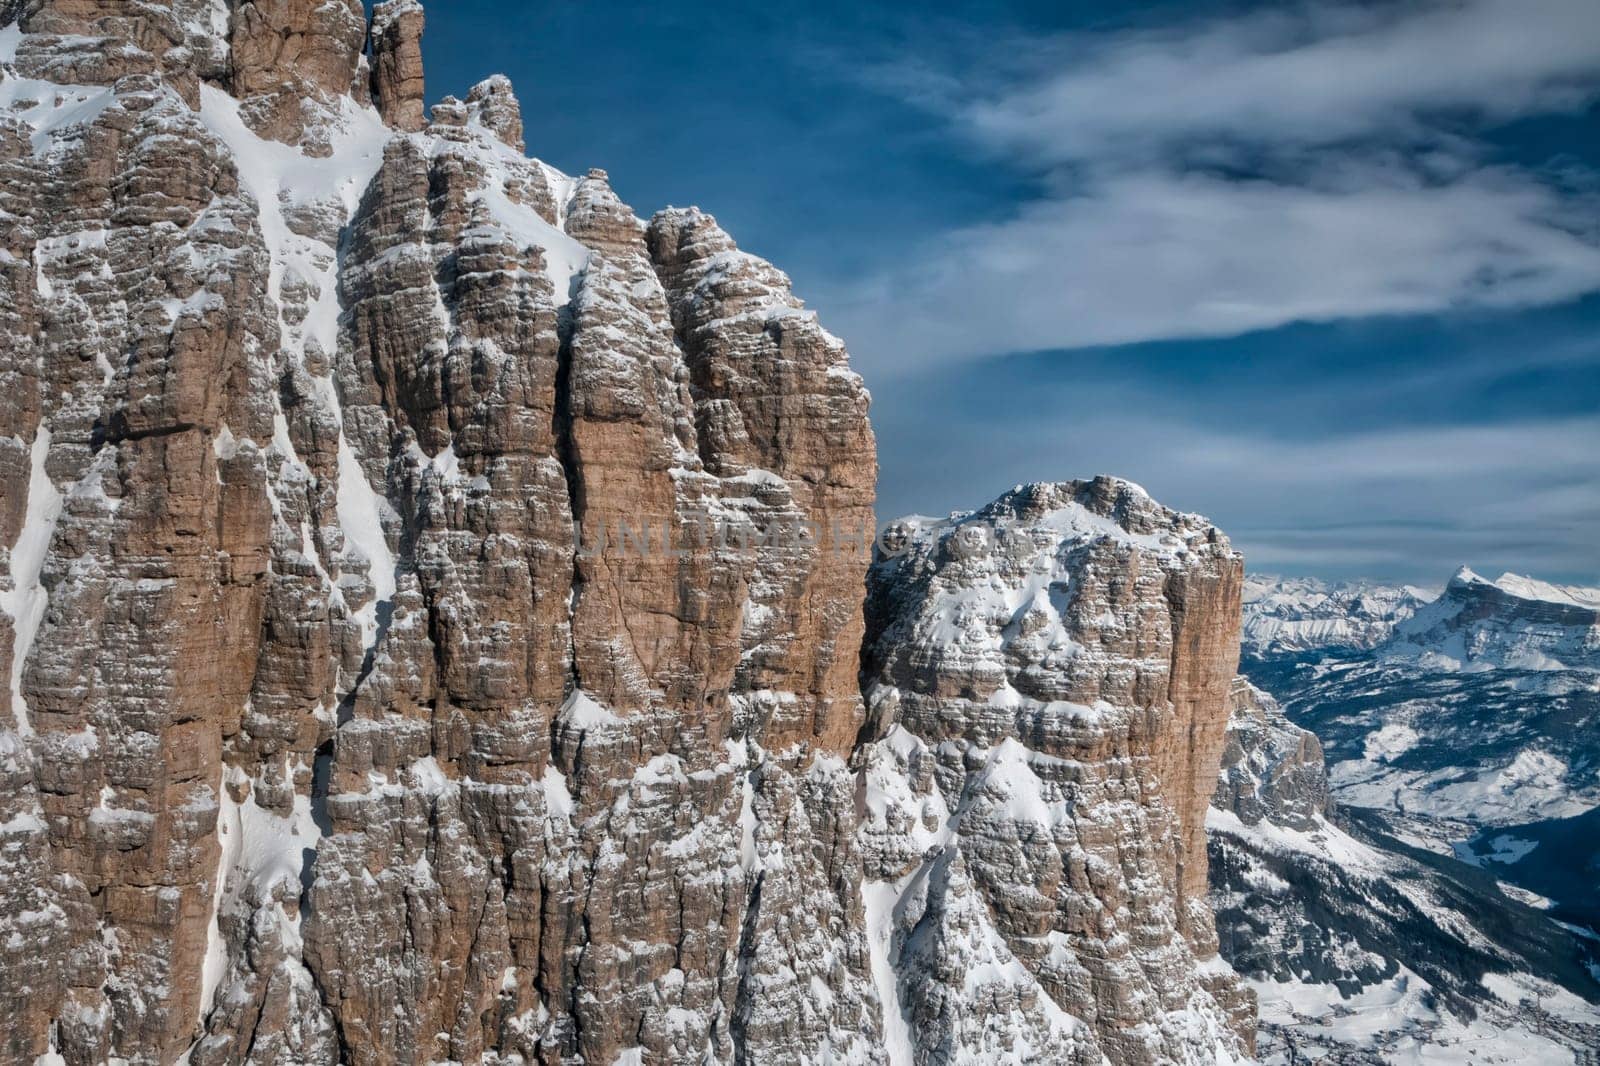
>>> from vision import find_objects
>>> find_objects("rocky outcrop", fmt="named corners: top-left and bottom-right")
top-left (466, 75), bottom-right (523, 152)
top-left (0, 2), bottom-right (877, 1058)
top-left (6, 0), bottom-right (227, 104)
top-left (230, 0), bottom-right (369, 151)
top-left (368, 0), bottom-right (425, 133)
top-left (858, 480), bottom-right (1253, 1065)
top-left (0, 26), bottom-right (281, 1056)
top-left (0, 5), bottom-right (1251, 1065)
top-left (1213, 678), bottom-right (1327, 831)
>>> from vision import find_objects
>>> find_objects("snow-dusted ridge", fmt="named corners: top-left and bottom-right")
top-left (1234, 557), bottom-right (1600, 1054)
top-left (1245, 558), bottom-right (1600, 857)
top-left (1242, 573), bottom-right (1439, 655)
top-left (1448, 566), bottom-right (1600, 612)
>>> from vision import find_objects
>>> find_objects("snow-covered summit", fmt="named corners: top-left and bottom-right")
top-left (882, 476), bottom-right (1229, 560)
top-left (1386, 567), bottom-right (1600, 672)
top-left (1447, 566), bottom-right (1600, 612)
top-left (867, 477), bottom-right (1238, 735)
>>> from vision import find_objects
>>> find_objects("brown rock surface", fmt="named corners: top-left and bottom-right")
top-left (229, 0), bottom-right (367, 151)
top-left (368, 0), bottom-right (425, 133)
top-left (8, 0), bottom-right (224, 102)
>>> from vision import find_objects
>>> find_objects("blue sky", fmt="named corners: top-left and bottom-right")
top-left (421, 0), bottom-right (1600, 585)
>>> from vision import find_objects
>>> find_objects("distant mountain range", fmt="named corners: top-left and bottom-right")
top-left (1225, 567), bottom-right (1600, 1061)
top-left (1209, 680), bottom-right (1599, 1063)
top-left (1242, 574), bottom-right (1440, 655)
top-left (1244, 568), bottom-right (1600, 844)
top-left (1387, 568), bottom-right (1600, 673)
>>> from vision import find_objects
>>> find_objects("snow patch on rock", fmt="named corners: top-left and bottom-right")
top-left (1, 426), bottom-right (63, 735)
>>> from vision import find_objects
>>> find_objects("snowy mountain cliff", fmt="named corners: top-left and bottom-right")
top-left (0, 2), bottom-right (1594, 1064)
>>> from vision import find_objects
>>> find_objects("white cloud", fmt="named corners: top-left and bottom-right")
top-left (830, 162), bottom-right (1600, 368)
top-left (823, 0), bottom-right (1600, 374)
top-left (963, 0), bottom-right (1600, 166)
top-left (1105, 414), bottom-right (1600, 581)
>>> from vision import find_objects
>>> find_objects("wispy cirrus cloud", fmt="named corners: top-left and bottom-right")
top-left (831, 161), bottom-right (1600, 363)
top-left (821, 0), bottom-right (1600, 375)
top-left (959, 0), bottom-right (1600, 165)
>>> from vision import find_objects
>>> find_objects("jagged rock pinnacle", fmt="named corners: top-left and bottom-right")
top-left (370, 0), bottom-right (426, 132)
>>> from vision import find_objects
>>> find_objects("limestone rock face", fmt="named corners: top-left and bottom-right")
top-left (0, 5), bottom-right (881, 1061)
top-left (858, 480), bottom-right (1253, 1065)
top-left (368, 0), bottom-right (425, 133)
top-left (230, 0), bottom-right (368, 151)
top-left (0, 5), bottom-right (1251, 1065)
top-left (7, 0), bottom-right (226, 104)
top-left (1213, 678), bottom-right (1327, 831)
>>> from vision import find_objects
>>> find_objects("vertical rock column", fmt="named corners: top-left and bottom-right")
top-left (648, 207), bottom-right (878, 754)
top-left (858, 479), bottom-right (1254, 1065)
top-left (228, 0), bottom-right (369, 152)
top-left (0, 41), bottom-right (283, 1061)
top-left (369, 0), bottom-right (427, 133)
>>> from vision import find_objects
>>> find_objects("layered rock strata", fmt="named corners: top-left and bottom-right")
top-left (857, 480), bottom-right (1253, 1065)
top-left (0, 4), bottom-right (876, 1062)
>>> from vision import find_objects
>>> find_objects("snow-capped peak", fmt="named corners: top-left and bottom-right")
top-left (1385, 566), bottom-right (1600, 672)
top-left (1448, 567), bottom-right (1600, 611)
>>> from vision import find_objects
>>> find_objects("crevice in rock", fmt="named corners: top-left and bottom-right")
top-left (728, 866), bottom-right (765, 1066)
top-left (552, 273), bottom-right (587, 707)
top-left (89, 418), bottom-right (198, 453)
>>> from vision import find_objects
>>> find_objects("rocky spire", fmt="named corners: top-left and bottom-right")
top-left (369, 0), bottom-right (426, 132)
top-left (466, 73), bottom-right (524, 150)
